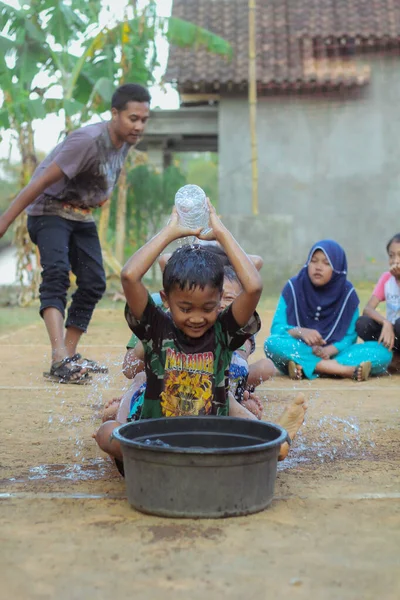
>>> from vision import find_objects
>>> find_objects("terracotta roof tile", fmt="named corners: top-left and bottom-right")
top-left (166, 0), bottom-right (400, 92)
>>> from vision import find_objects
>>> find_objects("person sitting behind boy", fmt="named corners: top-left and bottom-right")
top-left (102, 245), bottom-right (266, 422)
top-left (222, 266), bottom-right (276, 418)
top-left (95, 201), bottom-right (307, 464)
top-left (95, 200), bottom-right (264, 460)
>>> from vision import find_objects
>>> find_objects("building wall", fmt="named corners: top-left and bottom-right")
top-left (218, 55), bottom-right (400, 290)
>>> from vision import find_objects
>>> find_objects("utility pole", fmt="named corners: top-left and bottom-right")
top-left (248, 0), bottom-right (258, 215)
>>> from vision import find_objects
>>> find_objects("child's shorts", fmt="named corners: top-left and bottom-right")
top-left (127, 383), bottom-right (147, 421)
top-left (229, 351), bottom-right (249, 403)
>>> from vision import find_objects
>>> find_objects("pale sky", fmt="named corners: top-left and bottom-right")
top-left (0, 0), bottom-right (179, 162)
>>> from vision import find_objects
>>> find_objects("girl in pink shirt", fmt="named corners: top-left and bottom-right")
top-left (356, 233), bottom-right (400, 367)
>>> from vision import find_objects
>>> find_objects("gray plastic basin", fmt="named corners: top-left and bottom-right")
top-left (113, 416), bottom-right (288, 518)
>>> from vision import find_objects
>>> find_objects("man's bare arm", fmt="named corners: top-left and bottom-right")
top-left (0, 162), bottom-right (65, 237)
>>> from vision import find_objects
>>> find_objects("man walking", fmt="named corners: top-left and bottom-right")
top-left (0, 83), bottom-right (151, 383)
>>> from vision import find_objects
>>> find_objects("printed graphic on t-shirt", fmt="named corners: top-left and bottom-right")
top-left (374, 273), bottom-right (400, 323)
top-left (386, 287), bottom-right (400, 323)
top-left (26, 122), bottom-right (128, 222)
top-left (160, 348), bottom-right (214, 417)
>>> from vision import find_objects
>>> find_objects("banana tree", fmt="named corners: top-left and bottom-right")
top-left (0, 2), bottom-right (50, 303)
top-left (0, 0), bottom-right (103, 302)
top-left (0, 0), bottom-right (231, 292)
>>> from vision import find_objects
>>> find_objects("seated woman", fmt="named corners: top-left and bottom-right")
top-left (264, 240), bottom-right (392, 381)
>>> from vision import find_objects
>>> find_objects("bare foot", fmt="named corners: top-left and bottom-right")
top-left (288, 360), bottom-right (303, 380)
top-left (102, 397), bottom-right (122, 422)
top-left (241, 391), bottom-right (263, 420)
top-left (277, 392), bottom-right (307, 461)
top-left (353, 361), bottom-right (371, 382)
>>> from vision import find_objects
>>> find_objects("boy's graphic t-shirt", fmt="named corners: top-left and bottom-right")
top-left (126, 292), bottom-right (164, 350)
top-left (373, 272), bottom-right (400, 323)
top-left (26, 122), bottom-right (130, 222)
top-left (125, 294), bottom-right (261, 419)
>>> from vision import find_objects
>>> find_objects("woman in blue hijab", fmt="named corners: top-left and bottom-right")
top-left (264, 240), bottom-right (392, 381)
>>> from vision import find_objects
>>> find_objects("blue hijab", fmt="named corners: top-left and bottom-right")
top-left (282, 240), bottom-right (359, 344)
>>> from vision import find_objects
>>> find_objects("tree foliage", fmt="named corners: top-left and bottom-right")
top-left (0, 0), bottom-right (231, 132)
top-left (0, 1), bottom-right (231, 293)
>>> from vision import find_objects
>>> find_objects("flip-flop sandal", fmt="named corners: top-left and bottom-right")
top-left (288, 360), bottom-right (302, 380)
top-left (71, 353), bottom-right (109, 374)
top-left (43, 357), bottom-right (92, 385)
top-left (352, 361), bottom-right (371, 382)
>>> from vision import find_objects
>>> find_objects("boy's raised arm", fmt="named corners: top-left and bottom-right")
top-left (121, 208), bottom-right (201, 320)
top-left (202, 201), bottom-right (263, 326)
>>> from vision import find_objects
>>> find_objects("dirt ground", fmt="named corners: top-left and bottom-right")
top-left (1, 306), bottom-right (400, 600)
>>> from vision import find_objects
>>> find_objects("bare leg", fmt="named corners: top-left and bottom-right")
top-left (64, 325), bottom-right (84, 358)
top-left (248, 358), bottom-right (276, 387)
top-left (277, 392), bottom-right (307, 461)
top-left (315, 360), bottom-right (371, 381)
top-left (43, 307), bottom-right (69, 362)
top-left (65, 325), bottom-right (109, 373)
top-left (43, 307), bottom-right (86, 380)
top-left (123, 346), bottom-right (145, 379)
top-left (229, 393), bottom-right (258, 420)
top-left (93, 420), bottom-right (123, 461)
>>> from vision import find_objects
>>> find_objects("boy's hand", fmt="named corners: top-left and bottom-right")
top-left (378, 320), bottom-right (395, 350)
top-left (197, 198), bottom-right (225, 241)
top-left (166, 206), bottom-right (202, 240)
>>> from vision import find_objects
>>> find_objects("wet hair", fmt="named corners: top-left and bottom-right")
top-left (386, 233), bottom-right (400, 254)
top-left (199, 243), bottom-right (231, 267)
top-left (111, 84), bottom-right (151, 111)
top-left (163, 245), bottom-right (224, 295)
top-left (223, 265), bottom-right (242, 288)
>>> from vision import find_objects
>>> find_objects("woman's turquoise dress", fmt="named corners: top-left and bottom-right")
top-left (264, 296), bottom-right (392, 379)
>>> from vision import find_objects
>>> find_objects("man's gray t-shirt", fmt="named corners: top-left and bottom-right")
top-left (26, 121), bottom-right (129, 222)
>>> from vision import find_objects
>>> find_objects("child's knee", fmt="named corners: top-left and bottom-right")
top-left (94, 420), bottom-right (120, 453)
top-left (259, 357), bottom-right (276, 378)
top-left (394, 318), bottom-right (400, 339)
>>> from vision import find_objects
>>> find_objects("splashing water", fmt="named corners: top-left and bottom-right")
top-left (143, 438), bottom-right (171, 448)
top-left (6, 458), bottom-right (111, 484)
top-left (39, 350), bottom-right (126, 463)
top-left (279, 414), bottom-right (377, 471)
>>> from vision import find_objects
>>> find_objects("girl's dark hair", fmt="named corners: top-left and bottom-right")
top-left (163, 245), bottom-right (224, 295)
top-left (223, 265), bottom-right (242, 287)
top-left (111, 83), bottom-right (151, 111)
top-left (386, 233), bottom-right (400, 253)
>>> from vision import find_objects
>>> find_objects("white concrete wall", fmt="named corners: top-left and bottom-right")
top-left (218, 55), bottom-right (400, 285)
